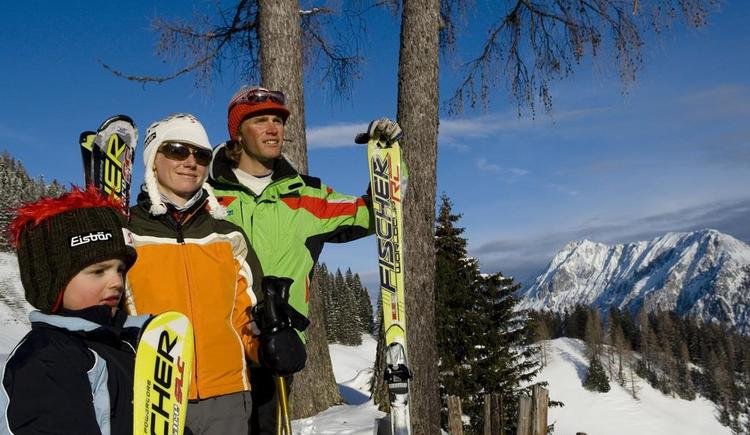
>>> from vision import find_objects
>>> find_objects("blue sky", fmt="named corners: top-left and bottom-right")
top-left (1, 1), bottom-right (749, 292)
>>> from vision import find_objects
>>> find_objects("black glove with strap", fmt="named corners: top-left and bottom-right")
top-left (252, 276), bottom-right (310, 376)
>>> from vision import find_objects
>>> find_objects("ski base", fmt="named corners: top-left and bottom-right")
top-left (133, 311), bottom-right (194, 435)
top-left (385, 343), bottom-right (411, 435)
top-left (367, 136), bottom-right (412, 434)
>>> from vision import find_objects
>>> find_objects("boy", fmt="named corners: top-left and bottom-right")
top-left (0, 187), bottom-right (148, 435)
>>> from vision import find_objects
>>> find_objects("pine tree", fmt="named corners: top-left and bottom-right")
top-left (584, 354), bottom-right (611, 393)
top-left (351, 272), bottom-right (374, 334)
top-left (318, 263), bottom-right (335, 342)
top-left (434, 194), bottom-right (478, 428)
top-left (339, 268), bottom-right (362, 345)
top-left (434, 194), bottom-right (541, 433)
top-left (0, 152), bottom-right (66, 251)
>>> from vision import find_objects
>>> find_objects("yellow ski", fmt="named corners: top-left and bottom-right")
top-left (367, 136), bottom-right (411, 435)
top-left (133, 311), bottom-right (194, 435)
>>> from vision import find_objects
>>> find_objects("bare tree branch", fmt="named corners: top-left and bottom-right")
top-left (443, 0), bottom-right (719, 117)
top-left (102, 1), bottom-right (368, 99)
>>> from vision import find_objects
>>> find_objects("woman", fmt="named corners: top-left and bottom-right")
top-left (125, 113), bottom-right (263, 434)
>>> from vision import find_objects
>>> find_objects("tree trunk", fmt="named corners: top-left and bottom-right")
top-left (258, 0), bottom-right (339, 417)
top-left (289, 271), bottom-right (342, 417)
top-left (396, 0), bottom-right (441, 433)
top-left (258, 0), bottom-right (308, 174)
top-left (447, 396), bottom-right (464, 434)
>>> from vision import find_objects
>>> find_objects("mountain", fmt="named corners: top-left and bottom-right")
top-left (518, 229), bottom-right (750, 333)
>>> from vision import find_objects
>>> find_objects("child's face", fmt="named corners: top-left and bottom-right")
top-left (62, 259), bottom-right (126, 315)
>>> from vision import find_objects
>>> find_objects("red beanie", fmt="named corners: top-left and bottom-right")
top-left (227, 86), bottom-right (290, 140)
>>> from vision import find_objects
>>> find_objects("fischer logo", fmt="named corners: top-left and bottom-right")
top-left (70, 231), bottom-right (113, 247)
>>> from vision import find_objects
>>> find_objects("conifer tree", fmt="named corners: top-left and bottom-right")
top-left (318, 263), bottom-right (335, 342)
top-left (340, 268), bottom-right (362, 345)
top-left (584, 354), bottom-right (611, 393)
top-left (0, 152), bottom-right (65, 251)
top-left (351, 272), bottom-right (374, 334)
top-left (434, 194), bottom-right (541, 433)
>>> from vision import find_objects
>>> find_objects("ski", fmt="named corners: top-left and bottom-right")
top-left (367, 136), bottom-right (411, 435)
top-left (79, 130), bottom-right (96, 186)
top-left (81, 115), bottom-right (137, 216)
top-left (133, 311), bottom-right (194, 435)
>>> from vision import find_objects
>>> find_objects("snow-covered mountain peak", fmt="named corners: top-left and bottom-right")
top-left (518, 229), bottom-right (750, 333)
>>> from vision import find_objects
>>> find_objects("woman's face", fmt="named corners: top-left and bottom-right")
top-left (154, 143), bottom-right (209, 205)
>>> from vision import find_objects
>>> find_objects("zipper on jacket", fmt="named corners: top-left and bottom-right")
top-left (169, 213), bottom-right (185, 244)
top-left (178, 242), bottom-right (200, 398)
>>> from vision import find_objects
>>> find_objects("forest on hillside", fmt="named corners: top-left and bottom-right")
top-left (0, 152), bottom-right (66, 251)
top-left (531, 306), bottom-right (750, 433)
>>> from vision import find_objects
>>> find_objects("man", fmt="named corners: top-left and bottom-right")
top-left (208, 86), bottom-right (401, 433)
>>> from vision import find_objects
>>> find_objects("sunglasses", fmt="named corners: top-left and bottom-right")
top-left (230, 87), bottom-right (286, 108)
top-left (158, 142), bottom-right (212, 166)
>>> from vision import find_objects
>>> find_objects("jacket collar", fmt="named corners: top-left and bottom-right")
top-left (209, 141), bottom-right (300, 189)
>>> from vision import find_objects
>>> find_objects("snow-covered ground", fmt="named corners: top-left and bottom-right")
top-left (293, 334), bottom-right (385, 434)
top-left (538, 338), bottom-right (731, 435)
top-left (0, 250), bottom-right (734, 434)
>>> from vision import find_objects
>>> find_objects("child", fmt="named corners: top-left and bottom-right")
top-left (0, 187), bottom-right (149, 435)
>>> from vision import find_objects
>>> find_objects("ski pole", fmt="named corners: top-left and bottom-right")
top-left (275, 376), bottom-right (292, 435)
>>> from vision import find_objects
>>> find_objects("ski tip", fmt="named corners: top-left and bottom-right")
top-left (97, 114), bottom-right (136, 130)
top-left (79, 131), bottom-right (96, 148)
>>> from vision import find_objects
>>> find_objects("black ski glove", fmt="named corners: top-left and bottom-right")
top-left (252, 276), bottom-right (310, 376)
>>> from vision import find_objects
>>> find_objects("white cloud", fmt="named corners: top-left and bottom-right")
top-left (475, 157), bottom-right (529, 181)
top-left (547, 183), bottom-right (580, 197)
top-left (306, 122), bottom-right (366, 149)
top-left (305, 106), bottom-right (609, 151)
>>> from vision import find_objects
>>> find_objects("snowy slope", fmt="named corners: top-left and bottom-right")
top-left (0, 252), bottom-right (32, 354)
top-left (293, 335), bottom-right (385, 434)
top-left (538, 338), bottom-right (730, 435)
top-left (0, 250), bottom-right (734, 433)
top-left (518, 229), bottom-right (750, 332)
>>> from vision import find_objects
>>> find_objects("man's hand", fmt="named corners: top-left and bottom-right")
top-left (251, 276), bottom-right (308, 375)
top-left (355, 117), bottom-right (403, 144)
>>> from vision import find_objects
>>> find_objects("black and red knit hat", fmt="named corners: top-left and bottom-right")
top-left (10, 186), bottom-right (137, 313)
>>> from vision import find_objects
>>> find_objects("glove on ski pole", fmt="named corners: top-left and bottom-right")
top-left (252, 276), bottom-right (308, 376)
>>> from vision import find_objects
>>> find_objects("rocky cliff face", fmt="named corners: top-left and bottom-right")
top-left (517, 230), bottom-right (750, 333)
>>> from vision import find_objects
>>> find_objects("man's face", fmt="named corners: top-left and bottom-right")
top-left (236, 113), bottom-right (285, 164)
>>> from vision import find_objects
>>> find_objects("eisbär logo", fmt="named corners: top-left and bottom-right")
top-left (70, 231), bottom-right (113, 247)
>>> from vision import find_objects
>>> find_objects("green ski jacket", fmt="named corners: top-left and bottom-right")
top-left (208, 146), bottom-right (374, 329)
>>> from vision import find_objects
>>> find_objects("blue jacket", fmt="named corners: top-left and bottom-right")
top-left (1, 306), bottom-right (149, 435)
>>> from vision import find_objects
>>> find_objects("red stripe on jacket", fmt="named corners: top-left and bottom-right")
top-left (281, 195), bottom-right (366, 219)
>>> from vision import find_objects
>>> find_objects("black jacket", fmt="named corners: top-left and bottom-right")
top-left (1, 306), bottom-right (149, 435)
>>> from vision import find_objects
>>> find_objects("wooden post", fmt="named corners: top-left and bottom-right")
top-left (516, 396), bottom-right (532, 435)
top-left (483, 394), bottom-right (492, 435)
top-left (492, 393), bottom-right (503, 434)
top-left (531, 386), bottom-right (549, 435)
top-left (447, 395), bottom-right (463, 435)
